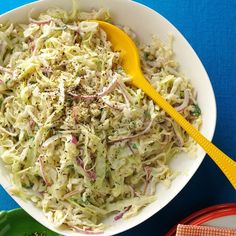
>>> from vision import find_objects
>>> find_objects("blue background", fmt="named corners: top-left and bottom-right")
top-left (0, 0), bottom-right (236, 235)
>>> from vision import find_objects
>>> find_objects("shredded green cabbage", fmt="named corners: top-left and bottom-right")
top-left (0, 4), bottom-right (201, 233)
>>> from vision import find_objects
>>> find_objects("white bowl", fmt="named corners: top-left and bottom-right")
top-left (0, 0), bottom-right (217, 235)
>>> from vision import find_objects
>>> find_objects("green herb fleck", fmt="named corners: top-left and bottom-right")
top-left (144, 110), bottom-right (150, 118)
top-left (191, 104), bottom-right (201, 117)
top-left (29, 136), bottom-right (35, 141)
top-left (67, 164), bottom-right (74, 170)
top-left (180, 91), bottom-right (184, 98)
top-left (144, 52), bottom-right (149, 60)
top-left (22, 182), bottom-right (33, 189)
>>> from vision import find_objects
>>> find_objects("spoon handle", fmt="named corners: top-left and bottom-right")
top-left (133, 75), bottom-right (236, 189)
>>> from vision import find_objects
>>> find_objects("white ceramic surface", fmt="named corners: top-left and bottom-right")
top-left (203, 215), bottom-right (236, 229)
top-left (0, 0), bottom-right (217, 235)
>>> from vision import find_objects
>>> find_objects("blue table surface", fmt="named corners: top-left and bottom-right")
top-left (0, 0), bottom-right (236, 235)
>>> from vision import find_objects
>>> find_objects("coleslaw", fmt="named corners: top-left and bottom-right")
top-left (0, 4), bottom-right (202, 233)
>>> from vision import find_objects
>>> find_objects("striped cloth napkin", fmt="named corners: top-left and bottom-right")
top-left (176, 224), bottom-right (236, 236)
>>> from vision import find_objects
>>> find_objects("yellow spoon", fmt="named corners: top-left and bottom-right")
top-left (95, 20), bottom-right (236, 189)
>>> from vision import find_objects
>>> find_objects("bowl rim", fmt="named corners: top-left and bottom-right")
top-left (0, 0), bottom-right (217, 235)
